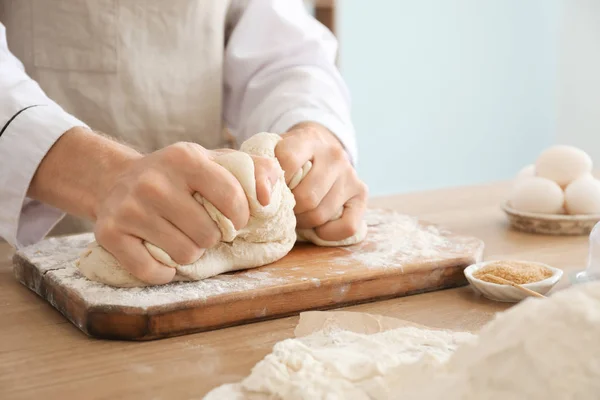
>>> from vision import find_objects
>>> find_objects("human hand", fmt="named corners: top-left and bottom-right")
top-left (275, 122), bottom-right (368, 241)
top-left (94, 143), bottom-right (280, 285)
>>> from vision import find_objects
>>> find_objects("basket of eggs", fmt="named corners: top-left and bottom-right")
top-left (504, 145), bottom-right (600, 235)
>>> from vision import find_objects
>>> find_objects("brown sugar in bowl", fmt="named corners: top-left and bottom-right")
top-left (464, 260), bottom-right (563, 302)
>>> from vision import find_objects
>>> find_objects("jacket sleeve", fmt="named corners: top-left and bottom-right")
top-left (223, 0), bottom-right (357, 163)
top-left (0, 23), bottom-right (87, 248)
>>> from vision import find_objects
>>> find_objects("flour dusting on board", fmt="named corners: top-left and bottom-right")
top-left (334, 210), bottom-right (476, 269)
top-left (14, 209), bottom-right (483, 310)
top-left (19, 233), bottom-right (95, 272)
top-left (49, 264), bottom-right (289, 309)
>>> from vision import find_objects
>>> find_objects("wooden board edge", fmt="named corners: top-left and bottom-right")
top-left (139, 249), bottom-right (484, 314)
top-left (94, 260), bottom-right (472, 340)
top-left (13, 254), bottom-right (152, 339)
top-left (12, 253), bottom-right (46, 297)
top-left (11, 231), bottom-right (485, 341)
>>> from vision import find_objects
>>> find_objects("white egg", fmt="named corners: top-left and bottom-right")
top-left (514, 165), bottom-right (536, 189)
top-left (565, 177), bottom-right (600, 215)
top-left (516, 164), bottom-right (536, 181)
top-left (535, 145), bottom-right (592, 187)
top-left (509, 177), bottom-right (564, 214)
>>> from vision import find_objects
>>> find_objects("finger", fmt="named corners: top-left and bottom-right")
top-left (314, 194), bottom-right (367, 242)
top-left (292, 157), bottom-right (339, 214)
top-left (129, 216), bottom-right (204, 265)
top-left (159, 193), bottom-right (222, 249)
top-left (188, 158), bottom-right (249, 230)
top-left (99, 232), bottom-right (176, 285)
top-left (288, 161), bottom-right (312, 191)
top-left (295, 177), bottom-right (348, 229)
top-left (275, 133), bottom-right (316, 183)
top-left (209, 148), bottom-right (235, 156)
top-left (252, 156), bottom-right (282, 206)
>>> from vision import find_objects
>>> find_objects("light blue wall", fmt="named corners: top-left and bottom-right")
top-left (337, 0), bottom-right (560, 196)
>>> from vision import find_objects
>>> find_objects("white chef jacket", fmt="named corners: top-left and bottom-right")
top-left (0, 0), bottom-right (356, 249)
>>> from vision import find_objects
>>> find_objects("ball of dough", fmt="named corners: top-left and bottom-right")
top-left (76, 132), bottom-right (368, 287)
top-left (535, 145), bottom-right (592, 187)
top-left (509, 177), bottom-right (564, 214)
top-left (565, 177), bottom-right (600, 215)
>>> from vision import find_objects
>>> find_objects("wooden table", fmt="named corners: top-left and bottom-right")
top-left (0, 181), bottom-right (589, 399)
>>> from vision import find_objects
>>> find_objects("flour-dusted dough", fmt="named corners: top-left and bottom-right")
top-left (206, 281), bottom-right (600, 399)
top-left (77, 133), bottom-right (367, 287)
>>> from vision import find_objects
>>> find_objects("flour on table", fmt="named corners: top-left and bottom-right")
top-left (205, 281), bottom-right (600, 399)
top-left (205, 326), bottom-right (474, 399)
top-left (76, 132), bottom-right (367, 287)
top-left (402, 280), bottom-right (600, 400)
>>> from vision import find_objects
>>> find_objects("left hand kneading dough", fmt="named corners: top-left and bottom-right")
top-left (76, 133), bottom-right (367, 287)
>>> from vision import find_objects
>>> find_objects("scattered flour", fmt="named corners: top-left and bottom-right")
top-left (206, 281), bottom-right (600, 399)
top-left (47, 264), bottom-right (289, 309)
top-left (332, 210), bottom-right (481, 270)
top-left (205, 325), bottom-right (475, 399)
top-left (18, 233), bottom-right (95, 272)
top-left (14, 209), bottom-right (483, 310)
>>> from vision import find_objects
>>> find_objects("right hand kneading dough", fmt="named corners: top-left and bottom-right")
top-left (77, 133), bottom-right (367, 287)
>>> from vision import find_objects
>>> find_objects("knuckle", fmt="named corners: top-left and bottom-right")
top-left (173, 243), bottom-right (203, 265)
top-left (302, 125), bottom-right (320, 139)
top-left (308, 208), bottom-right (330, 227)
top-left (276, 147), bottom-right (302, 171)
top-left (214, 181), bottom-right (249, 228)
top-left (297, 190), bottom-right (321, 210)
top-left (94, 218), bottom-right (118, 245)
top-left (345, 170), bottom-right (369, 199)
top-left (357, 181), bottom-right (369, 199)
top-left (340, 218), bottom-right (360, 238)
top-left (134, 265), bottom-right (175, 286)
top-left (200, 227), bottom-right (222, 248)
top-left (329, 145), bottom-right (347, 163)
top-left (135, 170), bottom-right (166, 199)
top-left (284, 157), bottom-right (302, 174)
top-left (116, 197), bottom-right (143, 222)
top-left (164, 142), bottom-right (200, 164)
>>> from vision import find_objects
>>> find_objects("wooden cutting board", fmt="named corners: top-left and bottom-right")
top-left (12, 209), bottom-right (484, 341)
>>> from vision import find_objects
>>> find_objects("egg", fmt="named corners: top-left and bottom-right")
top-left (515, 164), bottom-right (536, 184)
top-left (565, 177), bottom-right (600, 215)
top-left (535, 145), bottom-right (592, 187)
top-left (509, 177), bottom-right (564, 214)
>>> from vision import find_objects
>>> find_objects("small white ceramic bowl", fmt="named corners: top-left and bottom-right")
top-left (464, 260), bottom-right (563, 302)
